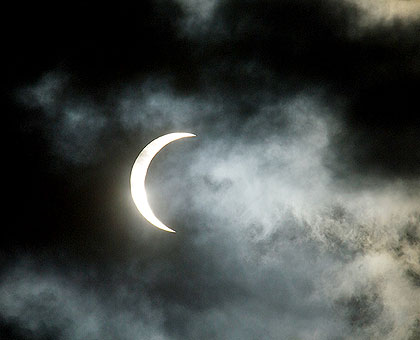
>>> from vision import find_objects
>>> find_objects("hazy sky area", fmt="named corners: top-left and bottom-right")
top-left (3, 1), bottom-right (420, 339)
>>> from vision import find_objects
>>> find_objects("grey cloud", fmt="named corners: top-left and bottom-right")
top-left (17, 74), bottom-right (228, 164)
top-left (0, 262), bottom-right (166, 340)
top-left (117, 78), bottom-right (224, 132)
top-left (11, 68), bottom-right (420, 339)
top-left (8, 2), bottom-right (420, 336)
top-left (18, 72), bottom-right (109, 164)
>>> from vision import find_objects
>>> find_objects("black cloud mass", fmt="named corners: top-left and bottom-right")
top-left (3, 1), bottom-right (420, 339)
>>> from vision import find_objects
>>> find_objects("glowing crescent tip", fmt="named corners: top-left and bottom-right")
top-left (130, 132), bottom-right (196, 233)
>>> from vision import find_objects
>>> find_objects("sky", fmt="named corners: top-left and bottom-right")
top-left (3, 1), bottom-right (420, 339)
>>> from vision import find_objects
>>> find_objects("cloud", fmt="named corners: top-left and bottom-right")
top-left (18, 0), bottom-right (420, 177)
top-left (6, 0), bottom-right (420, 339)
top-left (346, 0), bottom-right (420, 24)
top-left (18, 72), bottom-right (109, 164)
top-left (0, 261), bottom-right (166, 340)
top-left (9, 74), bottom-right (420, 339)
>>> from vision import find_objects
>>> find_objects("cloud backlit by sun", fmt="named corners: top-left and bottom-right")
top-left (348, 0), bottom-right (420, 23)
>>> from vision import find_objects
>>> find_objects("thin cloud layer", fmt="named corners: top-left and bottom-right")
top-left (4, 0), bottom-right (420, 339)
top-left (8, 74), bottom-right (420, 339)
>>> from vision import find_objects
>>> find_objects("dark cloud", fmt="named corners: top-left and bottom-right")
top-left (192, 0), bottom-right (420, 180)
top-left (11, 0), bottom-right (419, 179)
top-left (3, 0), bottom-right (420, 339)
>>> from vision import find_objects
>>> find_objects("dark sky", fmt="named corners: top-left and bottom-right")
top-left (3, 1), bottom-right (420, 339)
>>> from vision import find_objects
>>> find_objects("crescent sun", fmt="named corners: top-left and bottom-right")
top-left (130, 132), bottom-right (196, 233)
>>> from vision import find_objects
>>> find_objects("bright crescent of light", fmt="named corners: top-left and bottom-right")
top-left (130, 133), bottom-right (196, 233)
